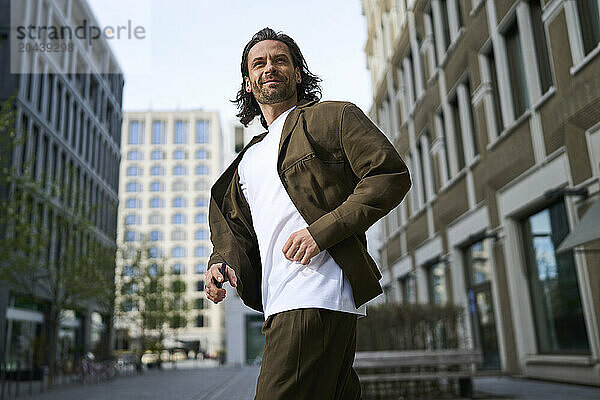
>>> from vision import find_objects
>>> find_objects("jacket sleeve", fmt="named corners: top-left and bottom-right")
top-left (208, 168), bottom-right (258, 294)
top-left (306, 103), bottom-right (411, 251)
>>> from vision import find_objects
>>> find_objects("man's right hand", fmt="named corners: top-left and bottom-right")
top-left (205, 264), bottom-right (238, 304)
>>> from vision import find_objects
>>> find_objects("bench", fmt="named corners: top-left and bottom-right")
top-left (353, 349), bottom-right (483, 399)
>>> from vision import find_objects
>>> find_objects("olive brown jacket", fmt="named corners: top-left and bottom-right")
top-left (208, 99), bottom-right (411, 313)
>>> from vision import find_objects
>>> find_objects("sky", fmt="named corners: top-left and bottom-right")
top-left (86, 0), bottom-right (373, 128)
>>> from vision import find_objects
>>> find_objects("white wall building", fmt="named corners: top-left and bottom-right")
top-left (116, 109), bottom-right (223, 357)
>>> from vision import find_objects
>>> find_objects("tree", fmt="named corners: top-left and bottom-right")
top-left (0, 96), bottom-right (115, 387)
top-left (117, 238), bottom-right (186, 369)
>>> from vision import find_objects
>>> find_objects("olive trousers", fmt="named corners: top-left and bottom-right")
top-left (254, 307), bottom-right (362, 400)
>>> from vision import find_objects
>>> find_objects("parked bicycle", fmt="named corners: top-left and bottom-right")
top-left (76, 353), bottom-right (116, 383)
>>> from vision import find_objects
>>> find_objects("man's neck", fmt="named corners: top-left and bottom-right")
top-left (260, 98), bottom-right (298, 127)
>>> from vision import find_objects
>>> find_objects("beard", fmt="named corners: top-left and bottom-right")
top-left (251, 74), bottom-right (297, 105)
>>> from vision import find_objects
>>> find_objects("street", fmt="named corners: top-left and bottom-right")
top-left (13, 364), bottom-right (600, 400)
top-left (20, 365), bottom-right (261, 400)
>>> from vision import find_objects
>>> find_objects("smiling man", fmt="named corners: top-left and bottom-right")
top-left (206, 28), bottom-right (411, 399)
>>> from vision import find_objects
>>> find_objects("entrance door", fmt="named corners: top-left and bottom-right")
top-left (468, 282), bottom-right (500, 370)
top-left (465, 240), bottom-right (501, 370)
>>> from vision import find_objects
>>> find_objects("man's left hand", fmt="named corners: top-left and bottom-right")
top-left (282, 228), bottom-right (321, 265)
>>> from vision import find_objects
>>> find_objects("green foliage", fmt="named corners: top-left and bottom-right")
top-left (117, 237), bottom-right (189, 354)
top-left (0, 95), bottom-right (116, 384)
top-left (357, 303), bottom-right (466, 351)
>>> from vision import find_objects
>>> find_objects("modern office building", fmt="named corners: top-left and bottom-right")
top-left (115, 110), bottom-right (223, 357)
top-left (0, 0), bottom-right (124, 368)
top-left (362, 0), bottom-right (600, 385)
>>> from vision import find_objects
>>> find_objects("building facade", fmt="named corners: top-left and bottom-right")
top-left (116, 110), bottom-right (224, 357)
top-left (0, 0), bottom-right (124, 368)
top-left (362, 0), bottom-right (600, 385)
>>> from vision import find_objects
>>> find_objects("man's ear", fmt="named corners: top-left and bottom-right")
top-left (244, 77), bottom-right (251, 92)
top-left (295, 67), bottom-right (301, 84)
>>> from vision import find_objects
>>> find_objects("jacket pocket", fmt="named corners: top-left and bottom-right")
top-left (281, 152), bottom-right (316, 175)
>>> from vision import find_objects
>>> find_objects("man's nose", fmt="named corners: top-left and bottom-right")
top-left (264, 59), bottom-right (276, 73)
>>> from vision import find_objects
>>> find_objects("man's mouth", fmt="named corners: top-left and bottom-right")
top-left (262, 78), bottom-right (283, 85)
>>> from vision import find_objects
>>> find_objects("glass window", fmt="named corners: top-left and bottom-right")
top-left (126, 181), bottom-right (141, 192)
top-left (149, 213), bottom-right (163, 225)
top-left (151, 165), bottom-right (165, 176)
top-left (194, 180), bottom-right (208, 191)
top-left (235, 126), bottom-right (245, 152)
top-left (195, 197), bottom-right (208, 207)
top-left (150, 181), bottom-right (164, 192)
top-left (124, 230), bottom-right (137, 242)
top-left (439, 0), bottom-right (451, 53)
top-left (148, 263), bottom-right (159, 277)
top-left (504, 22), bottom-right (529, 117)
top-left (436, 111), bottom-right (451, 183)
top-left (465, 241), bottom-right (493, 285)
top-left (196, 120), bottom-right (210, 143)
top-left (195, 149), bottom-right (209, 159)
top-left (126, 150), bottom-right (140, 160)
top-left (195, 298), bottom-right (205, 310)
top-left (195, 164), bottom-right (209, 175)
top-left (172, 263), bottom-right (185, 275)
top-left (174, 149), bottom-right (186, 160)
top-left (196, 280), bottom-right (205, 292)
top-left (195, 263), bottom-right (205, 274)
top-left (172, 213), bottom-right (186, 224)
top-left (195, 229), bottom-right (208, 240)
top-left (448, 94), bottom-right (466, 170)
top-left (148, 247), bottom-right (159, 259)
top-left (150, 197), bottom-right (163, 208)
top-left (172, 181), bottom-right (187, 191)
top-left (122, 265), bottom-right (135, 277)
top-left (152, 120), bottom-right (165, 144)
top-left (521, 202), bottom-right (590, 354)
top-left (485, 48), bottom-right (504, 135)
top-left (171, 229), bottom-right (186, 241)
top-left (427, 263), bottom-right (448, 305)
top-left (195, 246), bottom-right (208, 257)
top-left (126, 198), bottom-right (139, 208)
top-left (173, 164), bottom-right (187, 176)
top-left (172, 247), bottom-right (186, 258)
top-left (576, 0), bottom-right (600, 56)
top-left (195, 212), bottom-right (207, 224)
top-left (125, 214), bottom-right (138, 225)
top-left (174, 120), bottom-right (188, 144)
top-left (173, 197), bottom-right (186, 208)
top-left (150, 230), bottom-right (162, 241)
top-left (151, 149), bottom-right (164, 160)
top-left (196, 315), bottom-right (205, 327)
top-left (399, 274), bottom-right (416, 304)
top-left (128, 121), bottom-right (142, 144)
top-left (126, 165), bottom-right (140, 176)
top-left (529, 0), bottom-right (553, 94)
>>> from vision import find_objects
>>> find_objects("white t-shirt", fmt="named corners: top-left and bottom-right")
top-left (238, 106), bottom-right (367, 320)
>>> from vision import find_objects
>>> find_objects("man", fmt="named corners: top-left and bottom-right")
top-left (206, 28), bottom-right (411, 399)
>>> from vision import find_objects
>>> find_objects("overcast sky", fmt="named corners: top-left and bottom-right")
top-left (87, 0), bottom-right (373, 128)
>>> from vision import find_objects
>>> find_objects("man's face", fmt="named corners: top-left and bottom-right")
top-left (245, 39), bottom-right (301, 105)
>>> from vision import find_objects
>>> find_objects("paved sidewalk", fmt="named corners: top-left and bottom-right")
top-left (475, 376), bottom-right (600, 400)
top-left (19, 365), bottom-right (261, 400)
top-left (14, 367), bottom-right (600, 400)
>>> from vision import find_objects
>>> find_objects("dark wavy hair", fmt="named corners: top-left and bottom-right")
top-left (232, 27), bottom-right (322, 128)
